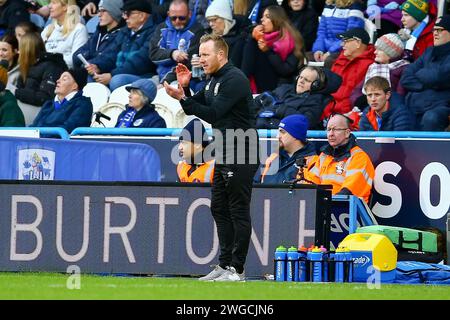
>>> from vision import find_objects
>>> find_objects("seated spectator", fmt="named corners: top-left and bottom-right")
top-left (398, 0), bottom-right (437, 61)
top-left (149, 0), bottom-right (203, 84)
top-left (177, 118), bottom-right (214, 182)
top-left (31, 68), bottom-right (93, 132)
top-left (41, 0), bottom-right (89, 68)
top-left (0, 61), bottom-right (25, 126)
top-left (365, 0), bottom-right (403, 36)
top-left (0, 0), bottom-right (30, 36)
top-left (363, 33), bottom-right (409, 96)
top-left (254, 66), bottom-right (342, 129)
top-left (73, 0), bottom-right (125, 69)
top-left (254, 114), bottom-right (316, 184)
top-left (204, 0), bottom-right (249, 69)
top-left (359, 76), bottom-right (414, 131)
top-left (242, 5), bottom-right (306, 93)
top-left (12, 32), bottom-right (67, 124)
top-left (87, 0), bottom-right (157, 90)
top-left (15, 21), bottom-right (41, 43)
top-left (281, 0), bottom-right (318, 52)
top-left (304, 113), bottom-right (375, 203)
top-left (0, 33), bottom-right (19, 89)
top-left (322, 28), bottom-right (375, 121)
top-left (115, 79), bottom-right (166, 128)
top-left (400, 15), bottom-right (450, 131)
top-left (311, 0), bottom-right (364, 66)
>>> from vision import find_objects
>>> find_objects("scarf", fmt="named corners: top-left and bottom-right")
top-left (263, 29), bottom-right (295, 61)
top-left (405, 15), bottom-right (429, 51)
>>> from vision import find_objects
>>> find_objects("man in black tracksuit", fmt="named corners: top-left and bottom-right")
top-left (164, 34), bottom-right (259, 282)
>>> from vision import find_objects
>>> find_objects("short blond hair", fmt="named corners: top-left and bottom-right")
top-left (200, 33), bottom-right (229, 57)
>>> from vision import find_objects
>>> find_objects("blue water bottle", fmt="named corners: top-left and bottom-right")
top-left (274, 246), bottom-right (287, 281)
top-left (319, 246), bottom-right (328, 282)
top-left (297, 246), bottom-right (308, 282)
top-left (287, 246), bottom-right (299, 282)
top-left (309, 247), bottom-right (324, 282)
top-left (345, 249), bottom-right (353, 282)
top-left (334, 248), bottom-right (345, 283)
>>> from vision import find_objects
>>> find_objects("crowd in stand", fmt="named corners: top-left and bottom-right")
top-left (0, 0), bottom-right (449, 132)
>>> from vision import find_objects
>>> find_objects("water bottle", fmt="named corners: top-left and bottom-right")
top-left (274, 246), bottom-right (287, 281)
top-left (344, 249), bottom-right (353, 282)
top-left (319, 246), bottom-right (328, 282)
top-left (178, 38), bottom-right (186, 52)
top-left (334, 248), bottom-right (345, 283)
top-left (191, 54), bottom-right (204, 79)
top-left (297, 246), bottom-right (308, 282)
top-left (287, 246), bottom-right (299, 282)
top-left (309, 247), bottom-right (324, 282)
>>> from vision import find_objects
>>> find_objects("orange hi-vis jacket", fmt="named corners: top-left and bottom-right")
top-left (177, 160), bottom-right (215, 183)
top-left (304, 136), bottom-right (374, 203)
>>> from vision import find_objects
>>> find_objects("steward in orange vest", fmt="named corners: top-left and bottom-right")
top-left (177, 118), bottom-right (214, 183)
top-left (304, 114), bottom-right (375, 203)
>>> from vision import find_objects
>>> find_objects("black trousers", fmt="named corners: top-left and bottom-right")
top-left (211, 163), bottom-right (259, 274)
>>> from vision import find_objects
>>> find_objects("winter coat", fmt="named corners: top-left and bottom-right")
top-left (72, 23), bottom-right (124, 69)
top-left (281, 0), bottom-right (318, 51)
top-left (359, 92), bottom-right (414, 131)
top-left (115, 104), bottom-right (166, 128)
top-left (254, 142), bottom-right (317, 184)
top-left (254, 68), bottom-right (342, 129)
top-left (0, 90), bottom-right (25, 127)
top-left (149, 18), bottom-right (204, 81)
top-left (312, 2), bottom-right (365, 54)
top-left (41, 22), bottom-right (89, 69)
top-left (323, 45), bottom-right (375, 119)
top-left (31, 90), bottom-right (93, 133)
top-left (0, 0), bottom-right (29, 34)
top-left (15, 52), bottom-right (67, 107)
top-left (400, 41), bottom-right (450, 115)
top-left (96, 18), bottom-right (156, 77)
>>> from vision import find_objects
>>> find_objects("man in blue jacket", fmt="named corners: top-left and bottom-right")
top-left (400, 15), bottom-right (450, 131)
top-left (254, 114), bottom-right (317, 184)
top-left (73, 0), bottom-right (125, 70)
top-left (31, 68), bottom-right (93, 133)
top-left (149, 0), bottom-right (203, 84)
top-left (85, 0), bottom-right (157, 90)
top-left (359, 76), bottom-right (414, 131)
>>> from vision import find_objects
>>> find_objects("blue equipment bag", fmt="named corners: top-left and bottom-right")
top-left (395, 261), bottom-right (450, 285)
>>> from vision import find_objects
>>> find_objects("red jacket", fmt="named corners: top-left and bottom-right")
top-left (322, 45), bottom-right (375, 120)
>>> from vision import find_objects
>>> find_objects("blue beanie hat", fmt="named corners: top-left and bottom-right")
top-left (126, 79), bottom-right (157, 102)
top-left (179, 118), bottom-right (210, 147)
top-left (279, 114), bottom-right (309, 141)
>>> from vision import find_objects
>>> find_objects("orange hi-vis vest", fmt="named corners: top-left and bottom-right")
top-left (177, 160), bottom-right (215, 183)
top-left (304, 146), bottom-right (375, 203)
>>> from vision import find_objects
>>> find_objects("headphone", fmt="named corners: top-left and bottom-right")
top-left (295, 66), bottom-right (326, 92)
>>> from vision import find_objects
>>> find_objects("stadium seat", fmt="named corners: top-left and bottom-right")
top-left (154, 104), bottom-right (174, 128)
top-left (85, 16), bottom-right (99, 35)
top-left (18, 101), bottom-right (41, 126)
top-left (30, 13), bottom-right (45, 29)
top-left (108, 84), bottom-right (130, 105)
top-left (153, 86), bottom-right (183, 115)
top-left (82, 82), bottom-right (111, 113)
top-left (91, 102), bottom-right (125, 127)
top-left (174, 109), bottom-right (211, 129)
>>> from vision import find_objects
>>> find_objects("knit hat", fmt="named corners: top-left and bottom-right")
top-left (435, 15), bottom-right (450, 32)
top-left (205, 0), bottom-right (233, 22)
top-left (375, 33), bottom-right (405, 59)
top-left (122, 0), bottom-right (152, 14)
top-left (179, 118), bottom-right (210, 147)
top-left (99, 0), bottom-right (124, 22)
top-left (126, 79), bottom-right (157, 102)
top-left (67, 68), bottom-right (88, 91)
top-left (0, 60), bottom-right (8, 92)
top-left (400, 0), bottom-right (429, 22)
top-left (278, 114), bottom-right (309, 141)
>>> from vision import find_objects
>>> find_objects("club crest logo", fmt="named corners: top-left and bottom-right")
top-left (19, 149), bottom-right (55, 180)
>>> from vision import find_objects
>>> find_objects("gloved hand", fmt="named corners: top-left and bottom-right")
top-left (384, 1), bottom-right (399, 10)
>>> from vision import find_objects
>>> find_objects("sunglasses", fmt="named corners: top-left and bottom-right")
top-left (170, 15), bottom-right (187, 21)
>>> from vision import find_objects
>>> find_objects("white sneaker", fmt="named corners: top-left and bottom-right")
top-left (213, 266), bottom-right (245, 282)
top-left (198, 265), bottom-right (227, 281)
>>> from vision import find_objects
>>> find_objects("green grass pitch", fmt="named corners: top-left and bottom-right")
top-left (0, 272), bottom-right (449, 300)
